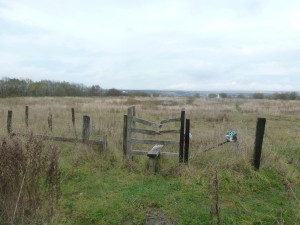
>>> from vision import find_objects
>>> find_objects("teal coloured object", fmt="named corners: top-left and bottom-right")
top-left (225, 130), bottom-right (237, 142)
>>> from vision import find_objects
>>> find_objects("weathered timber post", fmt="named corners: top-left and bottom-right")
top-left (25, 106), bottom-right (29, 128)
top-left (82, 116), bottom-right (90, 143)
top-left (123, 115), bottom-right (128, 158)
top-left (71, 108), bottom-right (75, 126)
top-left (126, 107), bottom-right (134, 157)
top-left (48, 114), bottom-right (53, 132)
top-left (253, 118), bottom-right (266, 170)
top-left (132, 106), bottom-right (136, 128)
top-left (147, 145), bottom-right (163, 174)
top-left (179, 109), bottom-right (185, 163)
top-left (7, 110), bottom-right (12, 135)
top-left (184, 119), bottom-right (190, 163)
top-left (71, 108), bottom-right (77, 137)
top-left (148, 158), bottom-right (156, 174)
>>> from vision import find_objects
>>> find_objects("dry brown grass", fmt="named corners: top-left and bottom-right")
top-left (1, 97), bottom-right (299, 166)
top-left (0, 135), bottom-right (60, 224)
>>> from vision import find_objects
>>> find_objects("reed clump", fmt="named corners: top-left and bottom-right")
top-left (0, 135), bottom-right (60, 224)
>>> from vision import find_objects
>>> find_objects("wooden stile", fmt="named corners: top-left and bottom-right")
top-left (123, 106), bottom-right (190, 173)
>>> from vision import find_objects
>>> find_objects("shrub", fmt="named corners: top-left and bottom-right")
top-left (186, 96), bottom-right (196, 105)
top-left (252, 93), bottom-right (264, 99)
top-left (0, 136), bottom-right (60, 224)
top-left (124, 97), bottom-right (141, 105)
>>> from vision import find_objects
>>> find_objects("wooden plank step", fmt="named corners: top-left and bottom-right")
top-left (131, 150), bottom-right (179, 158)
top-left (147, 144), bottom-right (164, 158)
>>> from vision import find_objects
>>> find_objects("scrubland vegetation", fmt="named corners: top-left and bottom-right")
top-left (0, 96), bottom-right (300, 224)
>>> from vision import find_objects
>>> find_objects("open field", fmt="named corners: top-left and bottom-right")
top-left (1, 96), bottom-right (300, 224)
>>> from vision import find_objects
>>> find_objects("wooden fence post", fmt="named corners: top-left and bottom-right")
top-left (179, 109), bottom-right (185, 163)
top-left (82, 116), bottom-right (90, 143)
top-left (123, 115), bottom-right (128, 158)
top-left (148, 158), bottom-right (156, 174)
top-left (253, 118), bottom-right (266, 170)
top-left (48, 114), bottom-right (53, 132)
top-left (7, 110), bottom-right (12, 135)
top-left (71, 108), bottom-right (75, 126)
top-left (25, 106), bottom-right (29, 128)
top-left (126, 107), bottom-right (134, 156)
top-left (132, 106), bottom-right (136, 128)
top-left (184, 119), bottom-right (190, 163)
top-left (71, 108), bottom-right (77, 137)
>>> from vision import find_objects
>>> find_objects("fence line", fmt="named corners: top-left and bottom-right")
top-left (6, 108), bottom-right (107, 152)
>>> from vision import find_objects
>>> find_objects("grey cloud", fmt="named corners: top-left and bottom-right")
top-left (0, 0), bottom-right (300, 90)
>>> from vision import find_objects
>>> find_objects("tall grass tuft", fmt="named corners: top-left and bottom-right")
top-left (0, 135), bottom-right (60, 224)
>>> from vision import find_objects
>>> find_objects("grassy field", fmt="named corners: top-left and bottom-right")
top-left (1, 96), bottom-right (300, 224)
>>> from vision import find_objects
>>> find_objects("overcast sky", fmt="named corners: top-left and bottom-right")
top-left (0, 0), bottom-right (300, 91)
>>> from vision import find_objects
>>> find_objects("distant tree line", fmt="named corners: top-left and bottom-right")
top-left (1, 78), bottom-right (298, 100)
top-left (0, 78), bottom-right (151, 98)
top-left (0, 78), bottom-right (103, 97)
top-left (205, 92), bottom-right (299, 100)
top-left (252, 92), bottom-right (299, 100)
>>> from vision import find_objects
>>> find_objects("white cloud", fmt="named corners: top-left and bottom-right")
top-left (0, 0), bottom-right (300, 90)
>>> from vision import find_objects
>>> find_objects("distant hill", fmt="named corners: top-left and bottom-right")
top-left (121, 89), bottom-right (286, 98)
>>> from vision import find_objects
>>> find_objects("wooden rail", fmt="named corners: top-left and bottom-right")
top-left (131, 150), bottom-right (179, 157)
top-left (129, 138), bottom-right (179, 146)
top-left (133, 117), bottom-right (162, 128)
